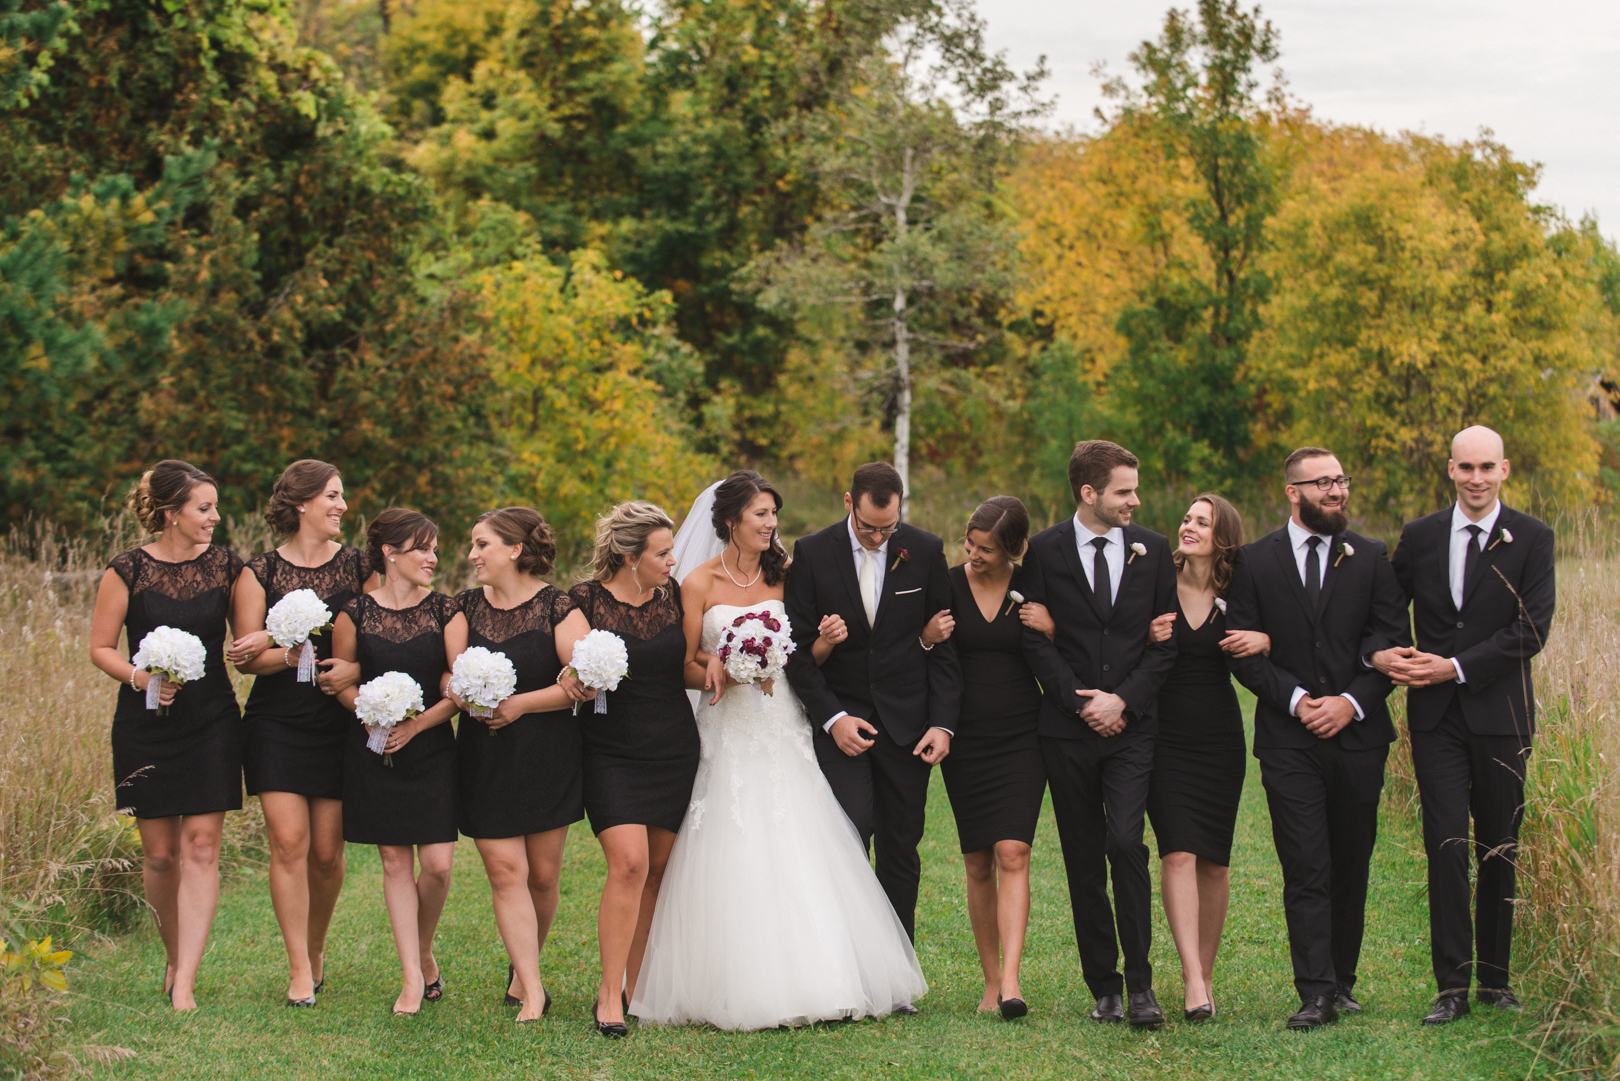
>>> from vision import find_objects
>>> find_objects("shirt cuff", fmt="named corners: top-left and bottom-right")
top-left (1450, 658), bottom-right (1466, 683)
top-left (1289, 686), bottom-right (1307, 716)
top-left (1342, 693), bottom-right (1365, 721)
top-left (824, 710), bottom-right (846, 733)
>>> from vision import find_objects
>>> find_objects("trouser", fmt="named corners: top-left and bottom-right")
top-left (1411, 699), bottom-right (1531, 992)
top-left (1040, 730), bottom-right (1154, 998)
top-left (813, 710), bottom-right (932, 942)
top-left (1256, 740), bottom-right (1387, 1001)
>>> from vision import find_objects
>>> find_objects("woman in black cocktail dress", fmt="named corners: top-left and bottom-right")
top-left (333, 509), bottom-right (458, 1017)
top-left (232, 459), bottom-right (373, 1006)
top-left (446, 506), bottom-right (589, 1023)
top-left (89, 460), bottom-right (247, 1011)
top-left (939, 496), bottom-right (1045, 1020)
top-left (1145, 493), bottom-right (1269, 1020)
top-left (563, 501), bottom-right (697, 1037)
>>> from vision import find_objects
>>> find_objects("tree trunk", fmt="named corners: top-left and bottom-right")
top-left (892, 284), bottom-right (911, 518)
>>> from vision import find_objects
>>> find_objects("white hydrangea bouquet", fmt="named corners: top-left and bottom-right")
top-left (131, 626), bottom-right (207, 715)
top-left (717, 608), bottom-right (796, 712)
top-left (265, 588), bottom-right (333, 683)
top-left (563, 629), bottom-right (630, 714)
top-left (354, 671), bottom-right (424, 766)
top-left (449, 647), bottom-right (518, 735)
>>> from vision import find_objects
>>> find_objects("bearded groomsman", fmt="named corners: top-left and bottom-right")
top-left (1372, 426), bottom-right (1555, 1025)
top-left (1021, 440), bottom-right (1178, 1027)
top-left (1224, 447), bottom-right (1409, 1030)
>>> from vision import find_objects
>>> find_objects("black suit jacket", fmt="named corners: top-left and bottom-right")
top-left (1390, 503), bottom-right (1554, 737)
top-left (1226, 525), bottom-right (1409, 752)
top-left (1020, 519), bottom-right (1178, 740)
top-left (784, 520), bottom-right (961, 746)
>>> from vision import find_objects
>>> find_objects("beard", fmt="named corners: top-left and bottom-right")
top-left (1298, 493), bottom-right (1349, 536)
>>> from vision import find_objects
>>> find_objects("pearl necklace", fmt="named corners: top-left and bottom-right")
top-left (721, 549), bottom-right (763, 589)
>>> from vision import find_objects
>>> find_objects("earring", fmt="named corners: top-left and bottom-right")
top-left (298, 507), bottom-right (305, 514)
top-left (389, 557), bottom-right (396, 563)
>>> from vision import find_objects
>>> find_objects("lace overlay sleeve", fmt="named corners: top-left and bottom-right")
top-left (567, 580), bottom-right (680, 640)
top-left (108, 550), bottom-right (139, 589)
top-left (567, 582), bottom-right (595, 624)
top-left (341, 595), bottom-right (363, 626)
top-left (549, 587), bottom-right (575, 627)
top-left (246, 551), bottom-right (273, 592)
top-left (222, 546), bottom-right (245, 587)
top-left (352, 546), bottom-right (372, 589)
top-left (458, 585), bottom-right (573, 643)
top-left (106, 546), bottom-right (240, 599)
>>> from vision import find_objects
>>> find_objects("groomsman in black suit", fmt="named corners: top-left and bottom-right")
top-left (1372, 426), bottom-right (1555, 1024)
top-left (1224, 446), bottom-right (1409, 1030)
top-left (784, 462), bottom-right (960, 960)
top-left (1021, 440), bottom-right (1177, 1027)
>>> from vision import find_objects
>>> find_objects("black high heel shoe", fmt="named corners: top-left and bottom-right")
top-left (1184, 1003), bottom-right (1214, 1022)
top-left (504, 965), bottom-right (521, 1008)
top-left (423, 972), bottom-right (445, 1003)
top-left (998, 994), bottom-right (1029, 1020)
top-left (515, 989), bottom-right (553, 1024)
top-left (593, 1001), bottom-right (628, 1039)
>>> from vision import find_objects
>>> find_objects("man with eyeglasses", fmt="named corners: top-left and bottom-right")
top-left (784, 462), bottom-right (960, 968)
top-left (1372, 426), bottom-right (1555, 1025)
top-left (1224, 446), bottom-right (1409, 1030)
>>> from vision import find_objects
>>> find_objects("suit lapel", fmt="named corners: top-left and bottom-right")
top-left (1058, 520), bottom-right (1107, 623)
top-left (1276, 530), bottom-right (1317, 624)
top-left (831, 520), bottom-right (871, 632)
top-left (1316, 533), bottom-right (1343, 616)
top-left (1461, 508), bottom-right (1509, 612)
top-left (1114, 525), bottom-right (1141, 619)
top-left (1436, 511), bottom-right (1459, 614)
top-left (870, 526), bottom-right (907, 632)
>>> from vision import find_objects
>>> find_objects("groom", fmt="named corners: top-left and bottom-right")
top-left (785, 462), bottom-right (960, 950)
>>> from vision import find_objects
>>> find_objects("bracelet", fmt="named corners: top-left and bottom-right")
top-left (283, 646), bottom-right (296, 669)
top-left (918, 636), bottom-right (935, 652)
top-left (129, 668), bottom-right (140, 691)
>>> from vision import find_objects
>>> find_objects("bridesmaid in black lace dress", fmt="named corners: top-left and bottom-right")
top-left (563, 501), bottom-right (696, 1037)
top-left (445, 507), bottom-right (590, 1023)
top-left (1144, 494), bottom-right (1269, 1020)
top-left (89, 461), bottom-right (248, 1011)
top-left (333, 510), bottom-right (458, 1017)
top-left (232, 460), bottom-right (374, 1006)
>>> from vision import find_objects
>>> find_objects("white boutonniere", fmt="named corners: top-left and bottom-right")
top-left (1127, 541), bottom-right (1147, 565)
top-left (1214, 596), bottom-right (1227, 614)
top-left (1003, 589), bottom-right (1026, 617)
top-left (1488, 528), bottom-right (1513, 551)
top-left (1333, 541), bottom-right (1354, 567)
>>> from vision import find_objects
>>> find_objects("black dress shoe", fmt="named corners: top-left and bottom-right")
top-left (285, 994), bottom-right (316, 1008)
top-left (892, 1002), bottom-right (919, 1016)
top-left (593, 1001), bottom-right (628, 1039)
top-left (1422, 991), bottom-right (1471, 1025)
top-left (998, 994), bottom-right (1028, 1020)
top-left (1090, 994), bottom-right (1124, 1022)
top-left (504, 965), bottom-right (522, 1007)
top-left (1184, 1003), bottom-right (1213, 1022)
top-left (423, 973), bottom-right (445, 1003)
top-left (312, 978), bottom-right (324, 996)
top-left (1333, 985), bottom-right (1363, 1013)
top-left (1287, 995), bottom-right (1340, 1030)
top-left (1476, 987), bottom-right (1522, 1011)
top-left (1127, 990), bottom-right (1165, 1027)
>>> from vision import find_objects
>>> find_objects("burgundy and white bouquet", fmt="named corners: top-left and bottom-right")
top-left (717, 609), bottom-right (797, 711)
top-left (450, 646), bottom-right (518, 734)
top-left (564, 630), bottom-right (630, 714)
top-left (265, 588), bottom-right (333, 683)
top-left (131, 626), bottom-right (207, 715)
top-left (354, 671), bottom-right (423, 766)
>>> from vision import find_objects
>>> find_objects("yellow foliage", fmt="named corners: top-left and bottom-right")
top-left (0, 938), bottom-right (71, 995)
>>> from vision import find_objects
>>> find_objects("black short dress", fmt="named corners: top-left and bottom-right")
top-left (241, 546), bottom-right (370, 800)
top-left (940, 564), bottom-right (1047, 853)
top-left (108, 545), bottom-right (244, 819)
top-left (455, 586), bottom-right (585, 839)
top-left (568, 580), bottom-right (699, 836)
top-left (340, 591), bottom-right (459, 846)
top-left (1145, 601), bottom-right (1246, 865)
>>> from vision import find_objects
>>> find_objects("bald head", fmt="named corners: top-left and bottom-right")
top-left (1448, 425), bottom-right (1509, 520)
top-left (1451, 425), bottom-right (1505, 462)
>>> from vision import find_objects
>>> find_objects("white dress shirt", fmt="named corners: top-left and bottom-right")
top-left (1284, 517), bottom-right (1364, 722)
top-left (1072, 516), bottom-right (1124, 604)
top-left (1446, 499), bottom-right (1501, 683)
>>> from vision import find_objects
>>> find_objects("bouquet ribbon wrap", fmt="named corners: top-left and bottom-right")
top-left (297, 641), bottom-right (317, 683)
top-left (366, 725), bottom-right (389, 755)
top-left (145, 674), bottom-right (163, 711)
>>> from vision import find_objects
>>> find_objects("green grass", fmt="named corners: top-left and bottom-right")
top-left (69, 693), bottom-right (1543, 1080)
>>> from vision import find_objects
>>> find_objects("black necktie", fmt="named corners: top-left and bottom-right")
top-left (1304, 535), bottom-right (1321, 610)
top-left (1462, 524), bottom-right (1483, 606)
top-left (1092, 536), bottom-right (1112, 622)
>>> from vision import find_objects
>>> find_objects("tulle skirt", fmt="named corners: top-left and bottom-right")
top-left (631, 681), bottom-right (928, 1030)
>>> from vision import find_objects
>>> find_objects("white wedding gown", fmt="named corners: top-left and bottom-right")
top-left (630, 600), bottom-right (928, 1030)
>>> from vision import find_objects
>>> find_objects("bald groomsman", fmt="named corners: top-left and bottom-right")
top-left (1374, 426), bottom-right (1555, 1025)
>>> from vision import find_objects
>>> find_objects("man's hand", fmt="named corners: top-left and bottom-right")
top-left (913, 727), bottom-right (951, 765)
top-left (1147, 612), bottom-right (1176, 644)
top-left (1219, 630), bottom-right (1270, 657)
top-left (1379, 648), bottom-right (1457, 688)
top-left (1076, 689), bottom-right (1127, 736)
top-left (1369, 646), bottom-right (1415, 677)
top-left (831, 714), bottom-right (878, 757)
top-left (1299, 695), bottom-right (1356, 738)
top-left (921, 609), bottom-right (956, 646)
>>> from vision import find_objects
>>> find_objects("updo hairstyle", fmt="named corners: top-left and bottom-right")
top-left (964, 495), bottom-right (1030, 560)
top-left (1173, 492), bottom-right (1244, 598)
top-left (265, 459), bottom-right (341, 535)
top-left (126, 460), bottom-right (216, 534)
top-left (366, 508), bottom-right (439, 579)
top-left (475, 506), bottom-right (557, 577)
top-left (710, 470), bottom-right (788, 586)
top-left (589, 501), bottom-right (675, 589)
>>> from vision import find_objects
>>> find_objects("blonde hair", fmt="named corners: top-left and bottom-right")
top-left (126, 460), bottom-right (216, 535)
top-left (588, 501), bottom-right (675, 590)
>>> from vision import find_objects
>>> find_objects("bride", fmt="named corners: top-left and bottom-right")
top-left (629, 470), bottom-right (927, 1030)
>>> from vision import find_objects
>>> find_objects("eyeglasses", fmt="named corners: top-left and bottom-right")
top-left (1291, 475), bottom-right (1353, 492)
top-left (852, 514), bottom-right (900, 538)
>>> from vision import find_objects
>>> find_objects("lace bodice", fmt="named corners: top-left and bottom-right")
top-left (568, 579), bottom-right (683, 640)
top-left (342, 591), bottom-right (455, 643)
top-left (109, 545), bottom-right (243, 601)
top-left (457, 586), bottom-right (574, 643)
top-left (246, 546), bottom-right (369, 607)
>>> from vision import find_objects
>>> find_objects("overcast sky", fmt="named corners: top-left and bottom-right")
top-left (983, 0), bottom-right (1619, 242)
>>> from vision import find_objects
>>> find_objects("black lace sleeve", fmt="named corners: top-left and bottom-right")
top-left (548, 586), bottom-right (575, 626)
top-left (246, 551), bottom-right (274, 591)
top-left (568, 582), bottom-right (596, 624)
top-left (341, 595), bottom-right (364, 626)
top-left (223, 546), bottom-right (245, 583)
top-left (108, 550), bottom-right (139, 589)
top-left (352, 546), bottom-right (372, 589)
top-left (431, 591), bottom-right (456, 628)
